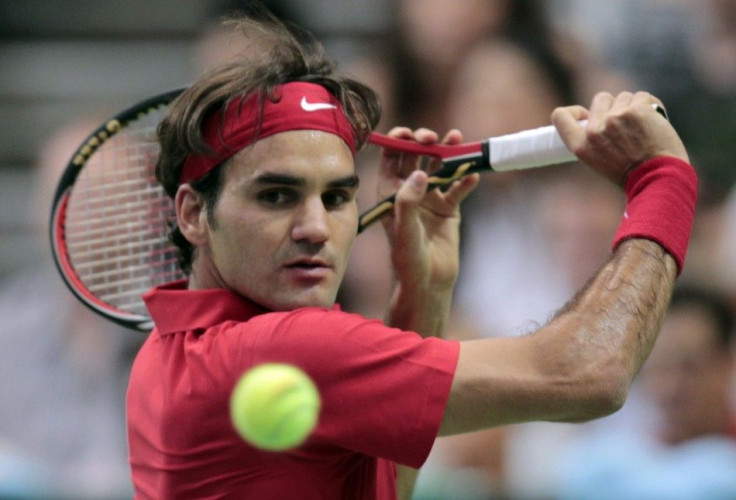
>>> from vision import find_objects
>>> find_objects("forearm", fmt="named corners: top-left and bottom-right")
top-left (443, 238), bottom-right (677, 435)
top-left (539, 237), bottom-right (678, 417)
top-left (443, 95), bottom-right (696, 435)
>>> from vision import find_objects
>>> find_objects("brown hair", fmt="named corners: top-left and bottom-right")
top-left (156, 11), bottom-right (382, 273)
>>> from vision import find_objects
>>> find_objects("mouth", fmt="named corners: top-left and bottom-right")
top-left (284, 258), bottom-right (332, 269)
top-left (283, 258), bottom-right (333, 280)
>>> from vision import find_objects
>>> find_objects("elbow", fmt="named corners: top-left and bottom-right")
top-left (581, 375), bottom-right (629, 420)
top-left (565, 366), bottom-right (631, 422)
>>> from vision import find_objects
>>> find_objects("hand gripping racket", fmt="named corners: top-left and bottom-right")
top-left (358, 103), bottom-right (669, 232)
top-left (358, 127), bottom-right (578, 232)
top-left (50, 89), bottom-right (666, 331)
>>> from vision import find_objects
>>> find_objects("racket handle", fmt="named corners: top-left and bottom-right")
top-left (488, 103), bottom-right (668, 172)
top-left (488, 124), bottom-right (577, 172)
top-left (358, 127), bottom-right (572, 232)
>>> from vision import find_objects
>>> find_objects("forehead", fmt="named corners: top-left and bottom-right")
top-left (227, 129), bottom-right (355, 179)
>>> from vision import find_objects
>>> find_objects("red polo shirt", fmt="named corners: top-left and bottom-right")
top-left (126, 280), bottom-right (459, 499)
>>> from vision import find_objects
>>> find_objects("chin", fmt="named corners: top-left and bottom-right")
top-left (273, 290), bottom-right (337, 311)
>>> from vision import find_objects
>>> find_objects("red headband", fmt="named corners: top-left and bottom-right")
top-left (180, 81), bottom-right (356, 184)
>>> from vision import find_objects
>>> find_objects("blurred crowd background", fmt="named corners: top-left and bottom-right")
top-left (1, 0), bottom-right (735, 498)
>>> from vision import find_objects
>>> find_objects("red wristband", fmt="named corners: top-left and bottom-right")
top-left (612, 156), bottom-right (698, 274)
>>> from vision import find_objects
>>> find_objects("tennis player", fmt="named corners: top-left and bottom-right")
top-left (126, 13), bottom-right (697, 499)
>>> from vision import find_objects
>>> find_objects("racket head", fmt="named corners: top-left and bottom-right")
top-left (50, 89), bottom-right (185, 331)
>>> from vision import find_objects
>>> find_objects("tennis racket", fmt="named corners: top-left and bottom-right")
top-left (50, 88), bottom-right (665, 331)
top-left (50, 89), bottom-right (185, 331)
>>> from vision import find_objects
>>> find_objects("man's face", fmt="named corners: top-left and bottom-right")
top-left (193, 130), bottom-right (359, 310)
top-left (643, 304), bottom-right (734, 444)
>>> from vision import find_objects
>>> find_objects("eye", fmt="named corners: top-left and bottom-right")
top-left (258, 189), bottom-right (298, 206)
top-left (322, 190), bottom-right (353, 209)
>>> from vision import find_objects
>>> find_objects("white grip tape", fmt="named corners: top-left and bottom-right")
top-left (488, 122), bottom-right (583, 172)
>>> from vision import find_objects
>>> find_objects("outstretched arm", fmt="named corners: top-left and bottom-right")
top-left (443, 238), bottom-right (676, 434)
top-left (441, 91), bottom-right (696, 435)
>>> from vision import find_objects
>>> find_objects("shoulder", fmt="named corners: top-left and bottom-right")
top-left (243, 307), bottom-right (393, 342)
top-left (215, 306), bottom-right (457, 376)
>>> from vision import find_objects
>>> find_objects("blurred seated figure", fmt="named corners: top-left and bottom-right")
top-left (451, 35), bottom-right (578, 337)
top-left (556, 285), bottom-right (736, 500)
top-left (0, 118), bottom-right (143, 498)
top-left (390, 0), bottom-right (552, 132)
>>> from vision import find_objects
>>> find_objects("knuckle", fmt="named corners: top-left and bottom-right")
top-left (592, 91), bottom-right (614, 103)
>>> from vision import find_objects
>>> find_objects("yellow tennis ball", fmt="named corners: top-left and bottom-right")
top-left (230, 363), bottom-right (321, 451)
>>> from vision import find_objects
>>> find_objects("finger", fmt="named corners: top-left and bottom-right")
top-left (426, 129), bottom-right (463, 174)
top-left (443, 173), bottom-right (480, 207)
top-left (440, 128), bottom-right (463, 146)
top-left (412, 128), bottom-right (440, 145)
top-left (395, 170), bottom-right (429, 205)
top-left (610, 91), bottom-right (634, 114)
top-left (550, 104), bottom-right (588, 154)
top-left (396, 128), bottom-right (441, 178)
top-left (392, 170), bottom-right (429, 233)
top-left (587, 92), bottom-right (615, 129)
top-left (379, 127), bottom-right (415, 180)
top-left (397, 149), bottom-right (421, 178)
top-left (381, 127), bottom-right (415, 160)
top-left (387, 126), bottom-right (414, 139)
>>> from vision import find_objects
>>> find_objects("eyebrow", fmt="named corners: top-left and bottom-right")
top-left (254, 172), bottom-right (360, 189)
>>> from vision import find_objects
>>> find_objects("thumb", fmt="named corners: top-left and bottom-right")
top-left (390, 170), bottom-right (428, 267)
top-left (395, 170), bottom-right (428, 209)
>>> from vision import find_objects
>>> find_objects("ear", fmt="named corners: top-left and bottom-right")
top-left (175, 184), bottom-right (210, 246)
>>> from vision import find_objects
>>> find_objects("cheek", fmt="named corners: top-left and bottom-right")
top-left (329, 212), bottom-right (358, 273)
top-left (339, 209), bottom-right (358, 241)
top-left (210, 210), bottom-right (271, 268)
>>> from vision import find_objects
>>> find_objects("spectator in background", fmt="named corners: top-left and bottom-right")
top-left (451, 34), bottom-right (577, 343)
top-left (546, 0), bottom-right (736, 297)
top-left (389, 0), bottom-right (553, 132)
top-left (536, 165), bottom-right (624, 292)
top-left (557, 285), bottom-right (736, 500)
top-left (0, 117), bottom-right (142, 498)
top-left (716, 185), bottom-right (736, 305)
top-left (549, 0), bottom-right (736, 205)
top-left (336, 0), bottom-right (568, 326)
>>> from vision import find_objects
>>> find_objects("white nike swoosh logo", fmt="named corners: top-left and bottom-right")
top-left (300, 96), bottom-right (337, 112)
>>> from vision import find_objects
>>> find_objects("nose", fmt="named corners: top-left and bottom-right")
top-left (291, 197), bottom-right (330, 244)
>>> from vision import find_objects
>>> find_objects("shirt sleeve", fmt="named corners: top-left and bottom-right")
top-left (243, 308), bottom-right (460, 468)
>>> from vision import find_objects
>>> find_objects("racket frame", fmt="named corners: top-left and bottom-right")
top-left (49, 89), bottom-right (184, 331)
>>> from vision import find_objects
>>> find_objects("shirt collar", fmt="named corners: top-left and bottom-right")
top-left (142, 279), bottom-right (270, 334)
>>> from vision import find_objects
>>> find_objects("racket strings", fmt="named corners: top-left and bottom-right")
top-left (65, 205), bottom-right (171, 239)
top-left (63, 110), bottom-right (184, 316)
